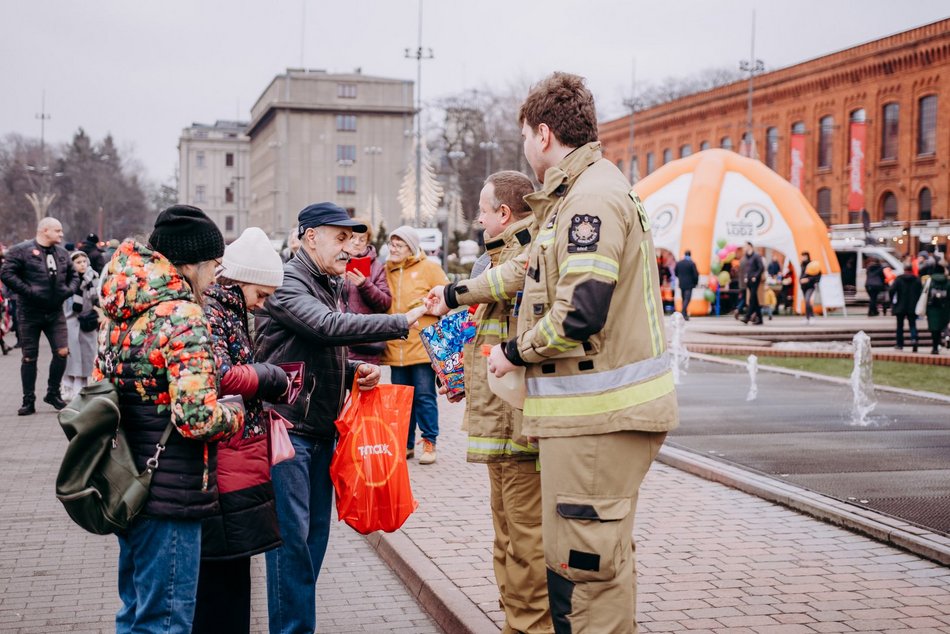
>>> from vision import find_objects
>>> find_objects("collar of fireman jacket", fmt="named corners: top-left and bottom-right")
top-left (484, 214), bottom-right (536, 265)
top-left (524, 141), bottom-right (602, 223)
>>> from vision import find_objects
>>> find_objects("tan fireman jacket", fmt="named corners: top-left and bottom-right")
top-left (449, 142), bottom-right (679, 438)
top-left (462, 216), bottom-right (538, 463)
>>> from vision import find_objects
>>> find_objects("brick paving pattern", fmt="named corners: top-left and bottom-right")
top-left (396, 397), bottom-right (950, 632)
top-left (0, 345), bottom-right (439, 633)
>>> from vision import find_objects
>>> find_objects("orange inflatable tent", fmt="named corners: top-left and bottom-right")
top-left (634, 150), bottom-right (843, 315)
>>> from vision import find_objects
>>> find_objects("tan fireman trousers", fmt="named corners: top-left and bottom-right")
top-left (488, 459), bottom-right (554, 634)
top-left (539, 430), bottom-right (666, 634)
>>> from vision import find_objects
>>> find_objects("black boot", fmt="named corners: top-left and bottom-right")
top-left (18, 397), bottom-right (35, 416)
top-left (43, 392), bottom-right (67, 410)
top-left (912, 340), bottom-right (918, 353)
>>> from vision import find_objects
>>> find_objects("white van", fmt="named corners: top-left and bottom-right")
top-left (832, 238), bottom-right (904, 303)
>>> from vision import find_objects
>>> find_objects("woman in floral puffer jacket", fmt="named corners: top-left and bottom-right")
top-left (93, 206), bottom-right (244, 634)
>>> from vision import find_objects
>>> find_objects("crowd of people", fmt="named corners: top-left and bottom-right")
top-left (5, 69), bottom-right (944, 634)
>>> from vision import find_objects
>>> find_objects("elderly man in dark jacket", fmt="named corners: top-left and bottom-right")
top-left (255, 202), bottom-right (427, 634)
top-left (0, 217), bottom-right (80, 415)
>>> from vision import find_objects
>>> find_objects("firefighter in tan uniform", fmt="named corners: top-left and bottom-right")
top-left (456, 171), bottom-right (553, 634)
top-left (429, 73), bottom-right (678, 633)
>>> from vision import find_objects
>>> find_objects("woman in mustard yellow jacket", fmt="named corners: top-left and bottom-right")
top-left (381, 226), bottom-right (448, 464)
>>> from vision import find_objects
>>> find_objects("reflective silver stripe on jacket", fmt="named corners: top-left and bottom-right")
top-left (525, 351), bottom-right (671, 397)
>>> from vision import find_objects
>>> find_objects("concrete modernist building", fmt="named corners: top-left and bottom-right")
top-left (600, 18), bottom-right (950, 252)
top-left (246, 68), bottom-right (415, 239)
top-left (178, 120), bottom-right (250, 242)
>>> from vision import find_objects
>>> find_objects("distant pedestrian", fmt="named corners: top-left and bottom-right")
top-left (0, 217), bottom-right (79, 415)
top-left (62, 251), bottom-right (99, 400)
top-left (767, 253), bottom-right (781, 278)
top-left (673, 249), bottom-right (699, 320)
top-left (865, 256), bottom-right (886, 316)
top-left (381, 225), bottom-right (449, 464)
top-left (78, 232), bottom-right (106, 273)
top-left (799, 251), bottom-right (821, 324)
top-left (342, 216), bottom-right (392, 365)
top-left (922, 263), bottom-right (949, 355)
top-left (93, 205), bottom-right (245, 634)
top-left (741, 242), bottom-right (765, 325)
top-left (193, 227), bottom-right (290, 634)
top-left (890, 258), bottom-right (922, 352)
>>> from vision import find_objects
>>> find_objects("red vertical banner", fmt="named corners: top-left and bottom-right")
top-left (789, 133), bottom-right (805, 191)
top-left (848, 122), bottom-right (867, 212)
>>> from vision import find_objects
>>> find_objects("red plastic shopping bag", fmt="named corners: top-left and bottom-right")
top-left (330, 380), bottom-right (417, 534)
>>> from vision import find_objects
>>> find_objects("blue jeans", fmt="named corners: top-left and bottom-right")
top-left (390, 363), bottom-right (439, 448)
top-left (265, 433), bottom-right (335, 634)
top-left (116, 517), bottom-right (202, 634)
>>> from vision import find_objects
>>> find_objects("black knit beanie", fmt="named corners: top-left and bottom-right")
top-left (149, 205), bottom-right (225, 265)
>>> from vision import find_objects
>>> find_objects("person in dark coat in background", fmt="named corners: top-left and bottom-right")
top-left (0, 217), bottom-right (80, 415)
top-left (865, 256), bottom-right (887, 317)
top-left (890, 257), bottom-right (922, 351)
top-left (193, 227), bottom-right (290, 634)
top-left (923, 264), bottom-right (950, 355)
top-left (78, 232), bottom-right (106, 273)
top-left (342, 216), bottom-right (392, 365)
top-left (673, 250), bottom-right (699, 320)
top-left (799, 251), bottom-right (821, 325)
top-left (740, 242), bottom-right (765, 325)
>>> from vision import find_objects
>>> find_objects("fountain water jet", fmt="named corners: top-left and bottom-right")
top-left (746, 354), bottom-right (758, 401)
top-left (670, 313), bottom-right (689, 384)
top-left (850, 331), bottom-right (877, 426)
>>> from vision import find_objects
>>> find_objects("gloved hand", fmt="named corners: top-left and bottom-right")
top-left (253, 363), bottom-right (291, 402)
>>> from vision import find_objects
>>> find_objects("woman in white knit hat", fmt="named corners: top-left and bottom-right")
top-left (193, 227), bottom-right (292, 634)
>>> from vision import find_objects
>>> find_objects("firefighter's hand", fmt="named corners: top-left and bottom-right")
top-left (355, 364), bottom-right (380, 391)
top-left (487, 344), bottom-right (516, 378)
top-left (425, 286), bottom-right (450, 316)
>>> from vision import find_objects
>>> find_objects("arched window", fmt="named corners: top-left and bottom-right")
top-left (616, 158), bottom-right (624, 175)
top-left (700, 141), bottom-right (710, 151)
top-left (765, 127), bottom-right (778, 170)
top-left (720, 136), bottom-right (733, 151)
top-left (663, 148), bottom-right (672, 164)
top-left (919, 188), bottom-right (932, 221)
top-left (881, 191), bottom-right (898, 222)
top-left (881, 103), bottom-right (899, 160)
top-left (917, 95), bottom-right (937, 155)
top-left (818, 115), bottom-right (834, 169)
top-left (679, 144), bottom-right (692, 158)
top-left (791, 121), bottom-right (805, 135)
top-left (816, 188), bottom-right (832, 225)
top-left (646, 152), bottom-right (655, 175)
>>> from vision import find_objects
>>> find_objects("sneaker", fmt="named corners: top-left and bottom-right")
top-left (43, 393), bottom-right (67, 410)
top-left (418, 440), bottom-right (436, 465)
top-left (406, 448), bottom-right (415, 460)
top-left (17, 402), bottom-right (35, 416)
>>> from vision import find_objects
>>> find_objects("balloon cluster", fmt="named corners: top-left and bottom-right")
top-left (705, 238), bottom-right (741, 302)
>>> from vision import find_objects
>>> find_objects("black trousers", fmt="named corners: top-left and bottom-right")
top-left (193, 557), bottom-right (251, 634)
top-left (17, 306), bottom-right (68, 402)
top-left (681, 287), bottom-right (694, 317)
top-left (744, 281), bottom-right (762, 322)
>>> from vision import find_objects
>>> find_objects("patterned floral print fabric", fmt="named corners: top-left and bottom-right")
top-left (203, 283), bottom-right (267, 438)
top-left (92, 239), bottom-right (242, 441)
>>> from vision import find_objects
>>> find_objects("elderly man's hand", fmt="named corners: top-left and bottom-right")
top-left (355, 363), bottom-right (381, 391)
top-left (425, 286), bottom-right (450, 316)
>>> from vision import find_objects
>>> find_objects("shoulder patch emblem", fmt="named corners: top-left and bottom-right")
top-left (568, 214), bottom-right (601, 253)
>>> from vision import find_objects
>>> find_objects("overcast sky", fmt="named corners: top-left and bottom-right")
top-left (3, 1), bottom-right (947, 183)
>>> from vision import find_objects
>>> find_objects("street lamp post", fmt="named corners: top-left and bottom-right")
top-left (739, 10), bottom-right (764, 159)
top-left (405, 0), bottom-right (434, 227)
top-left (478, 141), bottom-right (498, 179)
top-left (364, 146), bottom-right (382, 230)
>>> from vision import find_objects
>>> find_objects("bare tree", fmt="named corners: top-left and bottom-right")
top-left (633, 67), bottom-right (745, 110)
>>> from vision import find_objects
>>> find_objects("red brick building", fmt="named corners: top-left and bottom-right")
top-left (599, 18), bottom-right (950, 251)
